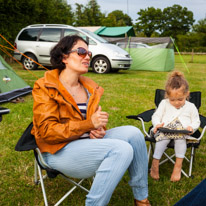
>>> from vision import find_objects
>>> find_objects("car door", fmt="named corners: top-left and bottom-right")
top-left (36, 28), bottom-right (62, 65)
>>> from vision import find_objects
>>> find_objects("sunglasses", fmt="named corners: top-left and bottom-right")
top-left (68, 47), bottom-right (92, 59)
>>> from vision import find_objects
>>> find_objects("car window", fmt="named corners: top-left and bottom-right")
top-left (18, 28), bottom-right (40, 41)
top-left (64, 29), bottom-right (79, 37)
top-left (39, 28), bottom-right (61, 42)
top-left (64, 29), bottom-right (96, 45)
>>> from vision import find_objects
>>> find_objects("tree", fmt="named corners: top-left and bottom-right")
top-left (85, 0), bottom-right (103, 26)
top-left (135, 5), bottom-right (194, 38)
top-left (0, 0), bottom-right (74, 50)
top-left (135, 7), bottom-right (163, 37)
top-left (74, 3), bottom-right (90, 26)
top-left (74, 0), bottom-right (103, 26)
top-left (102, 10), bottom-right (132, 27)
top-left (192, 18), bottom-right (206, 33)
top-left (161, 4), bottom-right (194, 38)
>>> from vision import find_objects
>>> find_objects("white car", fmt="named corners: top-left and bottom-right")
top-left (13, 24), bottom-right (132, 74)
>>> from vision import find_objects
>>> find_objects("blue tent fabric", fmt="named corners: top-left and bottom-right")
top-left (174, 179), bottom-right (206, 206)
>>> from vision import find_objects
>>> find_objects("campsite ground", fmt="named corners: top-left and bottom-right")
top-left (0, 54), bottom-right (206, 206)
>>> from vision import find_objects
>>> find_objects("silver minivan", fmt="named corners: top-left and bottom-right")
top-left (13, 24), bottom-right (132, 74)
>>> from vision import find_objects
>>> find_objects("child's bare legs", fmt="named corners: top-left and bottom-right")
top-left (151, 139), bottom-right (170, 180)
top-left (171, 139), bottom-right (186, 182)
top-left (150, 158), bottom-right (160, 180)
top-left (171, 157), bottom-right (183, 182)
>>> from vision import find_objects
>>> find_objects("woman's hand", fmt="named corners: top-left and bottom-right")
top-left (153, 123), bottom-right (164, 133)
top-left (90, 127), bottom-right (106, 139)
top-left (91, 106), bottom-right (109, 129)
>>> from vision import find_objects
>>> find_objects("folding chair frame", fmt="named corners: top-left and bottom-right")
top-left (34, 148), bottom-right (90, 206)
top-left (15, 122), bottom-right (91, 206)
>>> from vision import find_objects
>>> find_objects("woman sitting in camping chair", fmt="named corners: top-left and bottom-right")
top-left (31, 35), bottom-right (150, 206)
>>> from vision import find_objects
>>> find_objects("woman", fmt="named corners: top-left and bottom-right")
top-left (31, 35), bottom-right (150, 206)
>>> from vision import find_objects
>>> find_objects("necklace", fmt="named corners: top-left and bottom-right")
top-left (59, 77), bottom-right (82, 97)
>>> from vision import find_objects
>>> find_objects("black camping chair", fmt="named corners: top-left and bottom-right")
top-left (15, 122), bottom-right (90, 206)
top-left (127, 89), bottom-right (206, 178)
top-left (0, 107), bottom-right (10, 122)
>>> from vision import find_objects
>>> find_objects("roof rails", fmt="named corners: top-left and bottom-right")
top-left (26, 24), bottom-right (71, 28)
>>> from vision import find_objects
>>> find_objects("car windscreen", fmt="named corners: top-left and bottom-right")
top-left (80, 29), bottom-right (108, 43)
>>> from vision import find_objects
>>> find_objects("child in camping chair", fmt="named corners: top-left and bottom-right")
top-left (150, 71), bottom-right (200, 182)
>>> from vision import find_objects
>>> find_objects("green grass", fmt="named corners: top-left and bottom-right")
top-left (0, 54), bottom-right (206, 206)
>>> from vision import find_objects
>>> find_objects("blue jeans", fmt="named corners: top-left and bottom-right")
top-left (174, 179), bottom-right (206, 206)
top-left (42, 126), bottom-right (148, 206)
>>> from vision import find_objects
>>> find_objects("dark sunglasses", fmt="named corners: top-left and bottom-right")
top-left (68, 47), bottom-right (92, 59)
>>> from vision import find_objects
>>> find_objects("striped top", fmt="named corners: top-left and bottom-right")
top-left (77, 103), bottom-right (90, 139)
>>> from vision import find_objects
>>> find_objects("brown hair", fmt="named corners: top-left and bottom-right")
top-left (50, 35), bottom-right (88, 71)
top-left (165, 71), bottom-right (189, 97)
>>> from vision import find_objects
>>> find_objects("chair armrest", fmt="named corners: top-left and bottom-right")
top-left (200, 114), bottom-right (206, 128)
top-left (126, 109), bottom-right (155, 122)
top-left (0, 107), bottom-right (10, 115)
top-left (0, 107), bottom-right (10, 122)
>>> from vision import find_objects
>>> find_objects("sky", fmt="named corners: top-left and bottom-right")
top-left (67, 0), bottom-right (206, 24)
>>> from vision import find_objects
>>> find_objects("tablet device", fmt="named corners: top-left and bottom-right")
top-left (158, 127), bottom-right (191, 134)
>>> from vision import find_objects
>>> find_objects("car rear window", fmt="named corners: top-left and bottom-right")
top-left (18, 28), bottom-right (40, 41)
top-left (39, 28), bottom-right (61, 42)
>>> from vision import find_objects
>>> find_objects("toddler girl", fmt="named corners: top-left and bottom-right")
top-left (150, 71), bottom-right (200, 182)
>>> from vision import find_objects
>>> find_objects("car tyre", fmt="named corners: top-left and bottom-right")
top-left (92, 56), bottom-right (111, 74)
top-left (22, 54), bottom-right (38, 70)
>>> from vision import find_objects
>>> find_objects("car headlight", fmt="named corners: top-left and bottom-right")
top-left (113, 51), bottom-right (127, 58)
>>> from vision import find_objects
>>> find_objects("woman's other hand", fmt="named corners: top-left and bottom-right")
top-left (91, 106), bottom-right (109, 129)
top-left (90, 127), bottom-right (106, 139)
top-left (153, 123), bottom-right (164, 133)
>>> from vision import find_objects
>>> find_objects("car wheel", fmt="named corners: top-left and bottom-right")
top-left (92, 57), bottom-right (111, 74)
top-left (22, 54), bottom-right (38, 70)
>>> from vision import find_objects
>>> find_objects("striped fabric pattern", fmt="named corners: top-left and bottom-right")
top-left (77, 103), bottom-right (90, 139)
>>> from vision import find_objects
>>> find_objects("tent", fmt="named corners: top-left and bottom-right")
top-left (104, 37), bottom-right (175, 72)
top-left (0, 55), bottom-right (32, 103)
top-left (77, 26), bottom-right (135, 37)
top-left (94, 26), bottom-right (135, 37)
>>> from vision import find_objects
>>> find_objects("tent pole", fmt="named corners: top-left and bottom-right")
top-left (170, 36), bottom-right (190, 73)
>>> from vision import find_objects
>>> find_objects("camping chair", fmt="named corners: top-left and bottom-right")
top-left (0, 106), bottom-right (10, 122)
top-left (15, 122), bottom-right (90, 206)
top-left (127, 89), bottom-right (206, 178)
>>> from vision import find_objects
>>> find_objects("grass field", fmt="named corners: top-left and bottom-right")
top-left (0, 54), bottom-right (206, 206)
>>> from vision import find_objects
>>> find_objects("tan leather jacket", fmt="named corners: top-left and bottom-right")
top-left (31, 69), bottom-right (104, 154)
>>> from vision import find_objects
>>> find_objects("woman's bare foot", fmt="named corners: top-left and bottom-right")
top-left (171, 157), bottom-right (183, 182)
top-left (150, 158), bottom-right (160, 180)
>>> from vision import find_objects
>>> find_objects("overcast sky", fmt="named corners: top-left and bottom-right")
top-left (67, 0), bottom-right (206, 23)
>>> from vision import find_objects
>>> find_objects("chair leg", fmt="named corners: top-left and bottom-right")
top-left (163, 152), bottom-right (189, 178)
top-left (147, 144), bottom-right (152, 163)
top-left (34, 159), bottom-right (38, 185)
top-left (37, 164), bottom-right (49, 206)
top-left (54, 179), bottom-right (86, 206)
top-left (189, 147), bottom-right (195, 177)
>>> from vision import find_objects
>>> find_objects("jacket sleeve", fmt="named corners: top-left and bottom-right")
top-left (32, 82), bottom-right (95, 144)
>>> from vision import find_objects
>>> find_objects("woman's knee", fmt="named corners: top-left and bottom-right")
top-left (111, 140), bottom-right (134, 163)
top-left (122, 126), bottom-right (144, 140)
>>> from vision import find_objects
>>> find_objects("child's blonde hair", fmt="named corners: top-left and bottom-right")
top-left (165, 71), bottom-right (189, 97)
